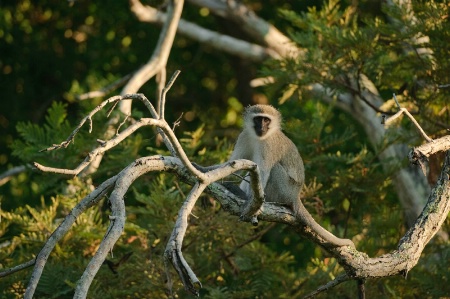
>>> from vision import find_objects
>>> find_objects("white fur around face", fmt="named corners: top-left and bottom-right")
top-left (243, 105), bottom-right (282, 141)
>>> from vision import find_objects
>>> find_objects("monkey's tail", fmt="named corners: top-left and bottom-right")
top-left (294, 200), bottom-right (355, 248)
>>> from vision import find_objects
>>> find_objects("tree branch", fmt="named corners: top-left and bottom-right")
top-left (302, 274), bottom-right (350, 299)
top-left (187, 0), bottom-right (301, 58)
top-left (123, 0), bottom-right (184, 96)
top-left (164, 182), bottom-right (206, 296)
top-left (76, 73), bottom-right (133, 101)
top-left (79, 0), bottom-right (184, 176)
top-left (382, 94), bottom-right (433, 143)
top-left (0, 165), bottom-right (29, 186)
top-left (24, 175), bottom-right (118, 298)
top-left (16, 141), bottom-right (450, 298)
top-left (130, 0), bottom-right (276, 61)
top-left (0, 259), bottom-right (35, 278)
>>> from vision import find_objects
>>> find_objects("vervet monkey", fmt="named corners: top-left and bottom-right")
top-left (228, 105), bottom-right (354, 248)
top-left (229, 105), bottom-right (304, 213)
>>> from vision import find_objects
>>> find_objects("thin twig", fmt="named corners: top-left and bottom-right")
top-left (392, 93), bottom-right (401, 109)
top-left (116, 114), bottom-right (130, 135)
top-left (223, 223), bottom-right (276, 258)
top-left (156, 68), bottom-right (167, 116)
top-left (39, 94), bottom-right (157, 153)
top-left (35, 118), bottom-right (161, 175)
top-left (383, 94), bottom-right (433, 142)
top-left (0, 165), bottom-right (29, 186)
top-left (76, 73), bottom-right (133, 101)
top-left (160, 70), bottom-right (181, 120)
top-left (0, 259), bottom-right (35, 278)
top-left (302, 274), bottom-right (350, 299)
top-left (172, 113), bottom-right (184, 131)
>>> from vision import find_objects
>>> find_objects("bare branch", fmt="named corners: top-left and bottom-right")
top-left (116, 113), bottom-right (130, 135)
top-left (0, 165), bottom-right (29, 186)
top-left (80, 0), bottom-right (185, 177)
top-left (130, 0), bottom-right (276, 62)
top-left (74, 173), bottom-right (127, 298)
top-left (76, 73), bottom-right (133, 101)
top-left (383, 94), bottom-right (433, 142)
top-left (0, 259), bottom-right (35, 278)
top-left (24, 175), bottom-right (118, 298)
top-left (392, 93), bottom-right (402, 110)
top-left (38, 94), bottom-right (157, 153)
top-left (159, 70), bottom-right (180, 120)
top-left (164, 182), bottom-right (206, 296)
top-left (302, 274), bottom-right (350, 299)
top-left (187, 0), bottom-right (301, 58)
top-left (35, 118), bottom-right (161, 176)
top-left (123, 0), bottom-right (184, 95)
top-left (408, 135), bottom-right (450, 175)
top-left (156, 68), bottom-right (166, 115)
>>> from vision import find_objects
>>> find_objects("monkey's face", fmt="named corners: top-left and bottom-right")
top-left (253, 116), bottom-right (271, 137)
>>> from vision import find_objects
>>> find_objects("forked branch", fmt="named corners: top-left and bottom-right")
top-left (382, 93), bottom-right (433, 142)
top-left (7, 82), bottom-right (450, 299)
top-left (19, 71), bottom-right (267, 297)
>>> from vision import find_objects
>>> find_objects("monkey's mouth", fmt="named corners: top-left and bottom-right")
top-left (255, 127), bottom-right (268, 137)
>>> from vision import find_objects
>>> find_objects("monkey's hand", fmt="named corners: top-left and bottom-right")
top-left (239, 194), bottom-right (264, 226)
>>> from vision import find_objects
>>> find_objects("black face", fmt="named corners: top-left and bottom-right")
top-left (253, 116), bottom-right (271, 137)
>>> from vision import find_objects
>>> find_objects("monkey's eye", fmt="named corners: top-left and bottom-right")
top-left (254, 116), bottom-right (271, 124)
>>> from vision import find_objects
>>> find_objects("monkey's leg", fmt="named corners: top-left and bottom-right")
top-left (222, 182), bottom-right (260, 226)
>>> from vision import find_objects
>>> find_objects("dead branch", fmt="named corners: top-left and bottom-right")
top-left (11, 143), bottom-right (450, 298)
top-left (164, 182), bottom-right (207, 295)
top-left (38, 94), bottom-right (158, 153)
top-left (0, 259), bottom-right (35, 278)
top-left (80, 0), bottom-right (184, 176)
top-left (382, 94), bottom-right (433, 142)
top-left (302, 274), bottom-right (350, 299)
top-left (129, 0), bottom-right (277, 61)
top-left (409, 135), bottom-right (450, 161)
top-left (76, 73), bottom-right (133, 101)
top-left (24, 175), bottom-right (118, 299)
top-left (123, 0), bottom-right (184, 96)
top-left (0, 165), bottom-right (29, 186)
top-left (187, 0), bottom-right (301, 58)
top-left (34, 117), bottom-right (161, 176)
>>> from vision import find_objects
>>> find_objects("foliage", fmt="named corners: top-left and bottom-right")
top-left (270, 0), bottom-right (450, 135)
